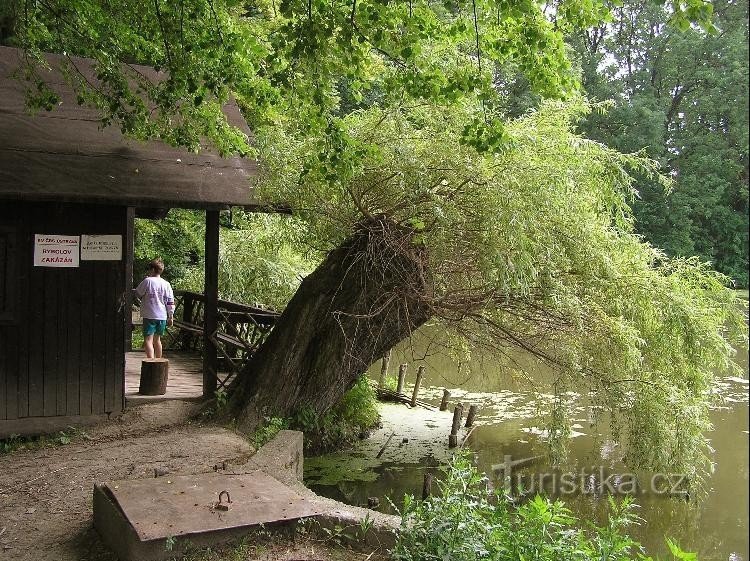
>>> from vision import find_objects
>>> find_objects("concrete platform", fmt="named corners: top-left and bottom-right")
top-left (93, 471), bottom-right (326, 560)
top-left (93, 429), bottom-right (401, 560)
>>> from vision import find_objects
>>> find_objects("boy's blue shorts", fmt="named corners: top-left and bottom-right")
top-left (142, 319), bottom-right (167, 336)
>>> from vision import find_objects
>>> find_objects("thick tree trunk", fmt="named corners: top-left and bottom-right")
top-left (228, 216), bottom-right (432, 433)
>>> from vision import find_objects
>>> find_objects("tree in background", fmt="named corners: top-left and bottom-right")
top-left (571, 0), bottom-right (749, 286)
top-left (134, 209), bottom-right (205, 283)
top-left (2, 0), bottom-right (746, 477)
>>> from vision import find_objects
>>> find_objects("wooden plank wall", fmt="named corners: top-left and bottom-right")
top-left (0, 202), bottom-right (126, 427)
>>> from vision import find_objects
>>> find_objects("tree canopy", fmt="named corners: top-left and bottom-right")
top-left (571, 0), bottom-right (749, 287)
top-left (1, 0), bottom-right (746, 476)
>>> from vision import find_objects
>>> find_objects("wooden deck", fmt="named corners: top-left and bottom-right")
top-left (125, 351), bottom-right (205, 405)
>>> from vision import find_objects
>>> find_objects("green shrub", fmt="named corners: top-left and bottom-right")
top-left (292, 376), bottom-right (380, 453)
top-left (393, 453), bottom-right (698, 561)
top-left (252, 417), bottom-right (289, 449)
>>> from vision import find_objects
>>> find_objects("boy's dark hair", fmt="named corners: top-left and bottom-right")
top-left (148, 258), bottom-right (165, 274)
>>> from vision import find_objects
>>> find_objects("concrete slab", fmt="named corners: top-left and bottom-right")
top-left (93, 471), bottom-right (326, 560)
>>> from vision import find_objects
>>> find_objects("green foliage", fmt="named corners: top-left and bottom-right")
top-left (264, 98), bottom-right (747, 476)
top-left (164, 535), bottom-right (177, 552)
top-left (571, 0), bottom-right (749, 287)
top-left (292, 377), bottom-right (380, 452)
top-left (134, 209), bottom-right (205, 285)
top-left (393, 453), bottom-right (699, 561)
top-left (215, 389), bottom-right (229, 411)
top-left (180, 211), bottom-right (315, 310)
top-left (135, 210), bottom-right (313, 310)
top-left (251, 416), bottom-right (289, 448)
top-left (299, 513), bottom-right (375, 548)
top-left (131, 329), bottom-right (145, 352)
top-left (1, 0), bottom-right (715, 168)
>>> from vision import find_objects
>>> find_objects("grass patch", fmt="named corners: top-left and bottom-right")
top-left (0, 426), bottom-right (90, 455)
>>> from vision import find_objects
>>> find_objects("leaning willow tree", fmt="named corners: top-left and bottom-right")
top-left (5, 0), bottom-right (746, 474)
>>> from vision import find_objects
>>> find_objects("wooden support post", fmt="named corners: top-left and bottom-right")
top-left (410, 365), bottom-right (425, 407)
top-left (179, 292), bottom-right (196, 349)
top-left (465, 405), bottom-right (478, 427)
top-left (124, 207), bottom-right (135, 353)
top-left (396, 363), bottom-right (407, 395)
top-left (203, 210), bottom-right (220, 398)
top-left (378, 350), bottom-right (392, 388)
top-left (422, 472), bottom-right (433, 500)
top-left (139, 359), bottom-right (169, 395)
top-left (440, 389), bottom-right (450, 411)
top-left (449, 402), bottom-right (464, 448)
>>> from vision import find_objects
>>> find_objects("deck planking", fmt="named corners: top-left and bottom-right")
top-left (125, 351), bottom-right (208, 404)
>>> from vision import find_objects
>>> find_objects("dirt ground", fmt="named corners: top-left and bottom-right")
top-left (0, 402), bottom-right (388, 561)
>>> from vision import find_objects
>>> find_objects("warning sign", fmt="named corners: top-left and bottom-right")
top-left (81, 235), bottom-right (122, 261)
top-left (34, 234), bottom-right (80, 267)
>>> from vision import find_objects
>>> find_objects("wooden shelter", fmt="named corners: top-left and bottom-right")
top-left (0, 46), bottom-right (268, 437)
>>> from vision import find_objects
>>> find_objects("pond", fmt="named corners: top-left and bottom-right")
top-left (305, 330), bottom-right (749, 561)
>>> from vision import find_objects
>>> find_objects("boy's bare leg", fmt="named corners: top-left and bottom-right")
top-left (144, 335), bottom-right (155, 359)
top-left (154, 336), bottom-right (163, 359)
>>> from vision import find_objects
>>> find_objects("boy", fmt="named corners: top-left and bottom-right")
top-left (133, 258), bottom-right (175, 359)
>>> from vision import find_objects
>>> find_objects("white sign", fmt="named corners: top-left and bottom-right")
top-left (34, 234), bottom-right (80, 267)
top-left (81, 234), bottom-right (122, 261)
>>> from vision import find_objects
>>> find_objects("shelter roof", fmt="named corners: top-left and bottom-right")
top-left (0, 46), bottom-right (267, 211)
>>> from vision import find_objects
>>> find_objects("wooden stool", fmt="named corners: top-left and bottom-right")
top-left (139, 358), bottom-right (169, 395)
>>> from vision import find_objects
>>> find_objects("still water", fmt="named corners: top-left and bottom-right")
top-left (305, 331), bottom-right (749, 560)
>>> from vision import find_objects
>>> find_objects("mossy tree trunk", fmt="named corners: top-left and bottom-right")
top-left (228, 216), bottom-right (432, 432)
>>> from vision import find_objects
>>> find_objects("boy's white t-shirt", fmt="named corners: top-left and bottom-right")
top-left (134, 276), bottom-right (175, 320)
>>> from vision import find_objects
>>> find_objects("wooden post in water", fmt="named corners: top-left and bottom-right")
top-left (396, 363), bottom-right (408, 395)
top-left (449, 402), bottom-right (464, 448)
top-left (422, 472), bottom-right (433, 500)
top-left (378, 350), bottom-right (392, 388)
top-left (465, 405), bottom-right (478, 427)
top-left (440, 389), bottom-right (451, 411)
top-left (410, 365), bottom-right (425, 407)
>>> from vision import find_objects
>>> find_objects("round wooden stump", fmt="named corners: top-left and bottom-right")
top-left (139, 359), bottom-right (169, 395)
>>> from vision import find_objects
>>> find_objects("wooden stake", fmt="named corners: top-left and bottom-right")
top-left (378, 350), bottom-right (392, 388)
top-left (449, 402), bottom-right (463, 448)
top-left (396, 363), bottom-right (408, 395)
top-left (440, 389), bottom-right (450, 411)
top-left (465, 405), bottom-right (478, 427)
top-left (422, 472), bottom-right (433, 500)
top-left (410, 365), bottom-right (425, 407)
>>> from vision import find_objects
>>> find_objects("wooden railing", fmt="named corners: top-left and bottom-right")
top-left (169, 290), bottom-right (280, 390)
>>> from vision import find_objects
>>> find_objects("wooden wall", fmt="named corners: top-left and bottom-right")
top-left (0, 202), bottom-right (128, 436)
